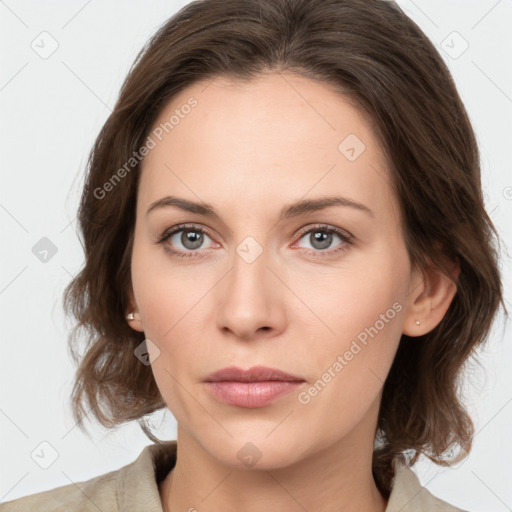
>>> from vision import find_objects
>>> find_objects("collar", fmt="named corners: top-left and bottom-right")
top-left (118, 441), bottom-right (463, 511)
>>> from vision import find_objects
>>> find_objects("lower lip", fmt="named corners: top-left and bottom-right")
top-left (204, 381), bottom-right (303, 408)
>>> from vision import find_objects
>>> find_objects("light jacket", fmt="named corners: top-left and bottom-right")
top-left (0, 440), bottom-right (467, 511)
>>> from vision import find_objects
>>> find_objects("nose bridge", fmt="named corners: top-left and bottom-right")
top-left (228, 235), bottom-right (271, 308)
top-left (215, 234), bottom-right (283, 338)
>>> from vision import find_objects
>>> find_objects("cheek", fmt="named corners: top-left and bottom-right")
top-left (290, 248), bottom-right (409, 386)
top-left (131, 236), bottom-right (195, 337)
top-left (292, 274), bottom-right (406, 440)
top-left (130, 239), bottom-right (211, 395)
top-left (131, 244), bottom-right (204, 419)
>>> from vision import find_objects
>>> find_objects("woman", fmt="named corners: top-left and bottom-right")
top-left (0, 0), bottom-right (504, 510)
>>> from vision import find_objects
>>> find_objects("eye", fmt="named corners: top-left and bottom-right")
top-left (157, 223), bottom-right (353, 260)
top-left (157, 224), bottom-right (216, 259)
top-left (292, 224), bottom-right (353, 257)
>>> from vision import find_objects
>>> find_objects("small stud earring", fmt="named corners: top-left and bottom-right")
top-left (415, 320), bottom-right (420, 326)
top-left (126, 313), bottom-right (135, 320)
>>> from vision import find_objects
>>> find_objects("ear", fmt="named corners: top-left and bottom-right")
top-left (125, 286), bottom-right (144, 333)
top-left (402, 257), bottom-right (460, 337)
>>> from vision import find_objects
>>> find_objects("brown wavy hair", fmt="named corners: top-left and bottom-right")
top-left (63, 0), bottom-right (505, 496)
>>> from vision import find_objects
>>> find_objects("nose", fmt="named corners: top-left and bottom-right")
top-left (215, 243), bottom-right (287, 342)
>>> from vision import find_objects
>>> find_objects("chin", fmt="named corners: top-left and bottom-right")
top-left (201, 433), bottom-right (307, 471)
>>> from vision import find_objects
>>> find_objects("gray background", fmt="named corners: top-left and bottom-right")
top-left (1, 0), bottom-right (511, 510)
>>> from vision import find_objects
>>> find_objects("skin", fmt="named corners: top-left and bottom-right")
top-left (126, 71), bottom-right (458, 512)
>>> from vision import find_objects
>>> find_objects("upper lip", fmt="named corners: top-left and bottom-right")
top-left (204, 365), bottom-right (304, 383)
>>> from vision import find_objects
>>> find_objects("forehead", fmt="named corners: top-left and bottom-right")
top-left (139, 72), bottom-right (397, 226)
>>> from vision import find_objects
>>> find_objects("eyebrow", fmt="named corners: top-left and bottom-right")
top-left (146, 195), bottom-right (374, 220)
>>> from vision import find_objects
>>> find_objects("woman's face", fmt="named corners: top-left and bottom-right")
top-left (129, 71), bottom-right (421, 468)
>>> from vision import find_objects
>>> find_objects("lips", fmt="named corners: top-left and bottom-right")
top-left (204, 365), bottom-right (304, 383)
top-left (203, 366), bottom-right (305, 408)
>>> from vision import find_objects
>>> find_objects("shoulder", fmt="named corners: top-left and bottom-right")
top-left (0, 469), bottom-right (119, 512)
top-left (386, 458), bottom-right (468, 512)
top-left (0, 442), bottom-right (176, 512)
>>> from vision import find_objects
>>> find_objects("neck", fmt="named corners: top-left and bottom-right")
top-left (159, 416), bottom-right (387, 512)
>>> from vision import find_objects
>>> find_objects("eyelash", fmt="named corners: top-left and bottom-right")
top-left (157, 223), bottom-right (354, 260)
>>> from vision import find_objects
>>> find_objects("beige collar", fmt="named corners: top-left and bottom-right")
top-left (119, 441), bottom-right (464, 511)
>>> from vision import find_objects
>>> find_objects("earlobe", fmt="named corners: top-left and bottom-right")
top-left (125, 310), bottom-right (144, 332)
top-left (125, 288), bottom-right (145, 332)
top-left (403, 259), bottom-right (459, 337)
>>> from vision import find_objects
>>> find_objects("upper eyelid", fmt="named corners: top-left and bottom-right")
top-left (295, 223), bottom-right (352, 240)
top-left (162, 223), bottom-right (214, 240)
